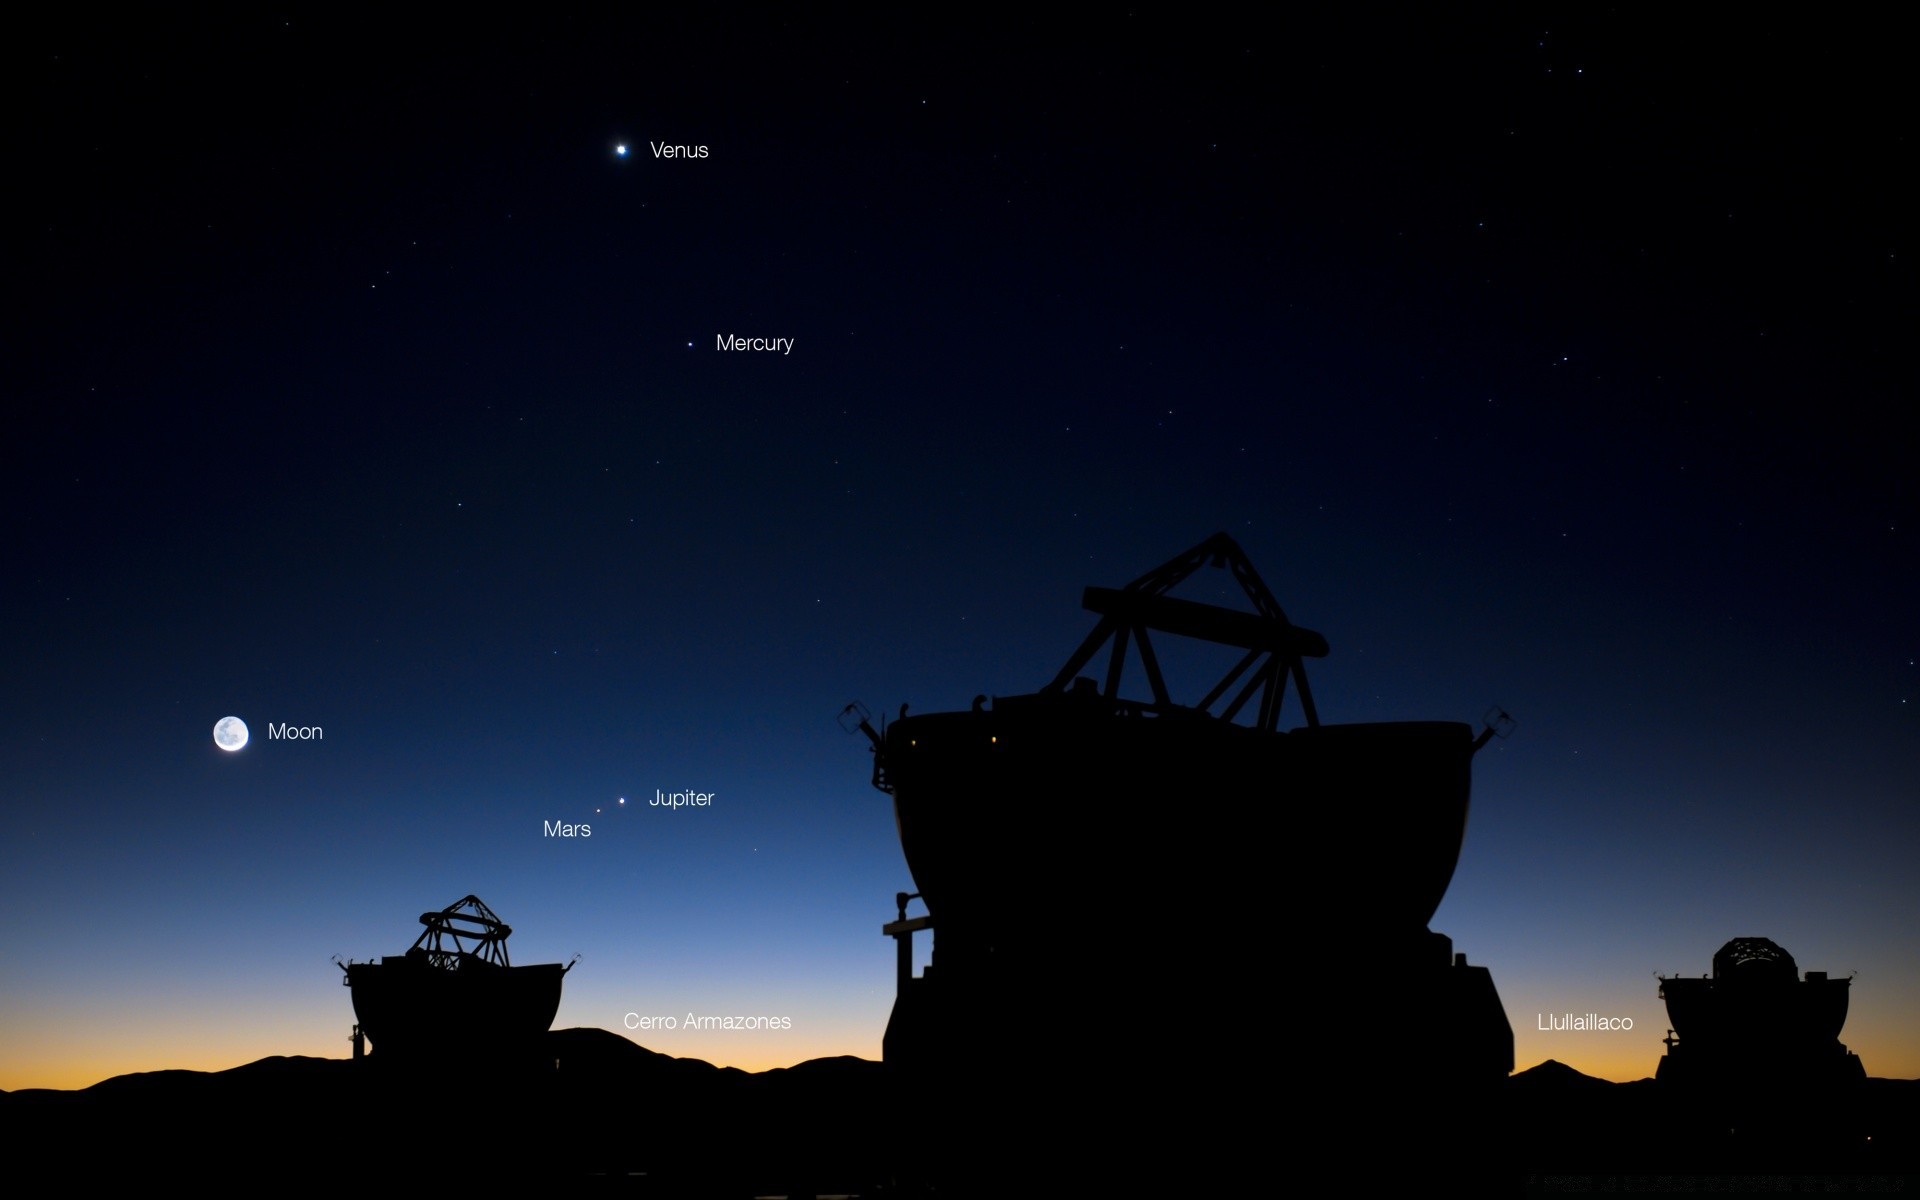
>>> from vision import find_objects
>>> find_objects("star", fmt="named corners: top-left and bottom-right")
top-left (615, 143), bottom-right (628, 157)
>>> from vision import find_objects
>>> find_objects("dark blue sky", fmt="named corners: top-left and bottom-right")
top-left (4, 8), bottom-right (1913, 1087)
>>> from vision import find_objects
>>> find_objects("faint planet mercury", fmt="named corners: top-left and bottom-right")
top-left (214, 716), bottom-right (249, 752)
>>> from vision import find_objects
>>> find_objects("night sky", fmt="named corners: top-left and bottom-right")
top-left (5, 10), bottom-right (1914, 1090)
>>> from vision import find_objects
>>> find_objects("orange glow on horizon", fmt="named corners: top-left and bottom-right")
top-left (0, 1022), bottom-right (884, 1094)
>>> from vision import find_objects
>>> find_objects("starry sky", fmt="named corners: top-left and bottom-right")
top-left (4, 10), bottom-right (1914, 1090)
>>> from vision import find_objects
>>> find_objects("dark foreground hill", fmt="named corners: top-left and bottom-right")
top-left (2, 1028), bottom-right (888, 1193)
top-left (1507, 1059), bottom-right (1920, 1191)
top-left (5, 1045), bottom-right (1916, 1193)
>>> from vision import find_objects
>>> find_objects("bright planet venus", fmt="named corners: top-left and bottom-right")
top-left (213, 716), bottom-right (248, 752)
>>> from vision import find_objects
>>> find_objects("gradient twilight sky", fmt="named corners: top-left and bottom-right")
top-left (4, 10), bottom-right (1914, 1091)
